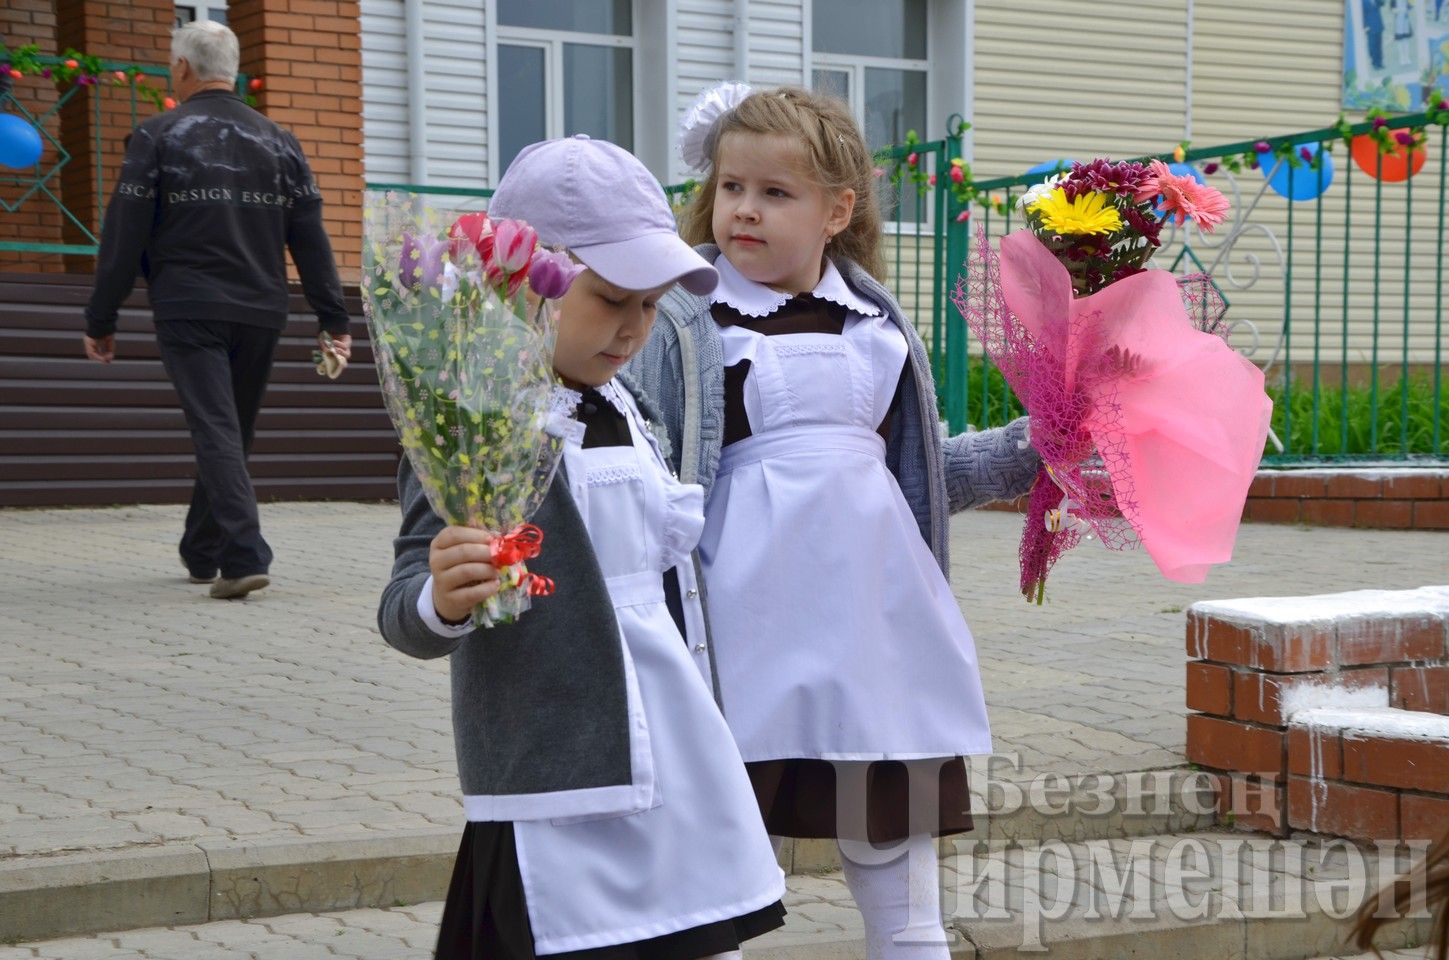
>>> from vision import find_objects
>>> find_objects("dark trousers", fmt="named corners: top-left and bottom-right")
top-left (154, 319), bottom-right (279, 578)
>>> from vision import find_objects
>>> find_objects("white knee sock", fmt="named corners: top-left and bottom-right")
top-left (837, 833), bottom-right (950, 960)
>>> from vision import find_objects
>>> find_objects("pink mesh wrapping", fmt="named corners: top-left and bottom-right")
top-left (951, 230), bottom-right (1263, 602)
top-left (954, 231), bottom-right (1133, 600)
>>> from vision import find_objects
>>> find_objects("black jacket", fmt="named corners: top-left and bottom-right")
top-left (85, 89), bottom-right (349, 338)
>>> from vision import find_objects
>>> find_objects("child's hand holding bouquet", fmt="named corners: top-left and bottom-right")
top-left (364, 197), bottom-right (584, 627)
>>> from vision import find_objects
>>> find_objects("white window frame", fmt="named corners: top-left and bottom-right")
top-left (174, 1), bottom-right (228, 25)
top-left (488, 2), bottom-right (641, 184)
top-left (808, 16), bottom-right (932, 234)
top-left (809, 54), bottom-right (931, 151)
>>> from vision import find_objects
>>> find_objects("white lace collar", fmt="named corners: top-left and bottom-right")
top-left (710, 256), bottom-right (882, 319)
top-left (544, 383), bottom-right (586, 444)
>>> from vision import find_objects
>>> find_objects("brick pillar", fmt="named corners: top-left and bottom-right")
top-left (54, 0), bottom-right (173, 273)
top-left (230, 0), bottom-right (364, 280)
top-left (1185, 593), bottom-right (1449, 843)
top-left (0, 0), bottom-right (63, 273)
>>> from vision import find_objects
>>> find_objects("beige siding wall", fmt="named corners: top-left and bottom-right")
top-left (965, 0), bottom-right (1443, 369)
top-left (971, 0), bottom-right (1191, 180)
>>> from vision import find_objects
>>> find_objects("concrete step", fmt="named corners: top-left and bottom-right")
top-left (780, 765), bottom-right (1218, 874)
top-left (0, 766), bottom-right (1217, 944)
top-left (946, 831), bottom-right (1431, 959)
top-left (0, 831), bottom-right (1431, 960)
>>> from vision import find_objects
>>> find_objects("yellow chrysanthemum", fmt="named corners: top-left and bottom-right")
top-left (1029, 187), bottom-right (1123, 236)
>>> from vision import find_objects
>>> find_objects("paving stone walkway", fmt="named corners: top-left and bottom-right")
top-left (0, 501), bottom-right (1442, 864)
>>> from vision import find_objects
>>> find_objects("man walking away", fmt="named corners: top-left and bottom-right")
top-left (82, 20), bottom-right (352, 600)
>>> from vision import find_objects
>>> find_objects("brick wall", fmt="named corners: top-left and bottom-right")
top-left (230, 0), bottom-right (364, 279)
top-left (0, 0), bottom-right (63, 273)
top-left (54, 0), bottom-right (174, 273)
top-left (1185, 589), bottom-right (1449, 843)
top-left (984, 468), bottom-right (1449, 531)
top-left (2, 2), bottom-right (364, 283)
top-left (1244, 470), bottom-right (1449, 529)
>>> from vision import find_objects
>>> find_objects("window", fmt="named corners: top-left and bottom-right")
top-left (495, 0), bottom-right (635, 175)
top-left (174, 1), bottom-right (227, 28)
top-left (811, 0), bottom-right (928, 152)
top-left (812, 0), bottom-right (929, 224)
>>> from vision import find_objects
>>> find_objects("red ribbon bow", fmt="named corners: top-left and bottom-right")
top-left (489, 524), bottom-right (555, 597)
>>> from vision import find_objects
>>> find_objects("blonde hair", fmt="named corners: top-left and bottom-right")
top-left (681, 86), bottom-right (886, 282)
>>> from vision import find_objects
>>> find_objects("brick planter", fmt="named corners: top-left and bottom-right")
top-left (982, 467), bottom-right (1449, 530)
top-left (1246, 468), bottom-right (1449, 529)
top-left (1184, 587), bottom-right (1449, 842)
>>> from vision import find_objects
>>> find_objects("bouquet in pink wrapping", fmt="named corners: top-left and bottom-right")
top-left (952, 159), bottom-right (1272, 603)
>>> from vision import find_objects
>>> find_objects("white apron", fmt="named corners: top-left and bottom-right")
top-left (513, 381), bottom-right (784, 956)
top-left (698, 312), bottom-right (994, 762)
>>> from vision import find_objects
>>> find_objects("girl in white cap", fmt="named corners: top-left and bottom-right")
top-left (630, 88), bottom-right (1041, 960)
top-left (378, 135), bottom-right (785, 960)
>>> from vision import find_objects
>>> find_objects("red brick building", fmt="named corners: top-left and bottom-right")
top-left (0, 2), bottom-right (384, 507)
top-left (0, 0), bottom-right (363, 276)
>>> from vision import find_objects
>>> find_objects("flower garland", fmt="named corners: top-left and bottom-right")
top-left (1, 44), bottom-right (262, 111)
top-left (877, 94), bottom-right (1449, 219)
top-left (877, 121), bottom-right (1010, 225)
top-left (1175, 98), bottom-right (1448, 181)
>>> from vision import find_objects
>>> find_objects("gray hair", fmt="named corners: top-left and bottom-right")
top-left (171, 20), bottom-right (239, 83)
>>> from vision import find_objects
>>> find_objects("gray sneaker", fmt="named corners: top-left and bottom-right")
top-left (210, 574), bottom-right (270, 600)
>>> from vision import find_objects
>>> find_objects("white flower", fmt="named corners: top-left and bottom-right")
top-left (440, 262), bottom-right (460, 302)
top-left (1018, 174), bottom-right (1066, 211)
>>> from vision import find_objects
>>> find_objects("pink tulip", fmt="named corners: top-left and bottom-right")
top-left (927, 173), bottom-right (937, 186)
top-left (491, 219), bottom-right (536, 274)
top-left (906, 152), bottom-right (919, 167)
top-left (955, 209), bottom-right (971, 222)
top-left (949, 165), bottom-right (965, 184)
top-left (485, 218), bottom-right (538, 297)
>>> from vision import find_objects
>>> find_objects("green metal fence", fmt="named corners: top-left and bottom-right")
top-left (0, 55), bottom-right (249, 257)
top-left (957, 112), bottom-right (1447, 465)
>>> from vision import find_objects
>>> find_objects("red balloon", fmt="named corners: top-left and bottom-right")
top-left (248, 77), bottom-right (263, 92)
top-left (1351, 132), bottom-right (1427, 182)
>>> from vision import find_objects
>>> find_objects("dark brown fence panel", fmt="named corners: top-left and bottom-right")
top-left (0, 273), bottom-right (399, 507)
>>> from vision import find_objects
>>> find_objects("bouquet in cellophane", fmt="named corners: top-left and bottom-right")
top-left (954, 159), bottom-right (1271, 603)
top-left (364, 195), bottom-right (584, 627)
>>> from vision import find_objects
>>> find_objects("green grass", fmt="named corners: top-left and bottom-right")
top-left (942, 360), bottom-right (1446, 461)
top-left (958, 357), bottom-right (1027, 428)
top-left (1267, 374), bottom-right (1448, 459)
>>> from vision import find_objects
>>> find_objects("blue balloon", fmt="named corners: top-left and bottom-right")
top-left (1154, 162), bottom-right (1205, 215)
top-left (0, 114), bottom-right (43, 170)
top-left (1025, 158), bottom-right (1077, 177)
top-left (1260, 143), bottom-right (1333, 202)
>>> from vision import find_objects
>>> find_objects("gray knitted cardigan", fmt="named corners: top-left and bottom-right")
top-left (627, 245), bottom-right (1041, 574)
top-left (376, 379), bottom-right (671, 821)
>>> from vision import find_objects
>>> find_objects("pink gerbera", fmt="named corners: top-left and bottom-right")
top-left (1136, 159), bottom-right (1230, 232)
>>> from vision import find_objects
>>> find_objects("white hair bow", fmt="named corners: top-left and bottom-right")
top-left (678, 81), bottom-right (753, 172)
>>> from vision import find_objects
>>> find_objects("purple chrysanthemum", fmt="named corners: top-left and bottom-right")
top-left (1063, 158), bottom-right (1153, 200)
